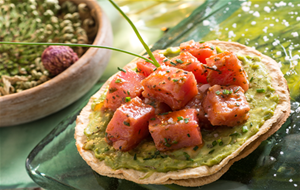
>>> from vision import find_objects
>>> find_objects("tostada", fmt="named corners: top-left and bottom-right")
top-left (75, 40), bottom-right (290, 187)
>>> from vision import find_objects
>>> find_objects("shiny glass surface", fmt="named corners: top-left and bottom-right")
top-left (26, 0), bottom-right (300, 189)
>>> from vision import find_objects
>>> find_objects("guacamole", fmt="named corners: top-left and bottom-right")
top-left (83, 53), bottom-right (278, 173)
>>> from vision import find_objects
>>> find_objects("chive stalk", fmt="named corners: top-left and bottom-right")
top-left (0, 42), bottom-right (155, 65)
top-left (108, 0), bottom-right (160, 68)
top-left (256, 88), bottom-right (265, 93)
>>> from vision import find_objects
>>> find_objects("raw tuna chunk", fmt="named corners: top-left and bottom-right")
top-left (141, 66), bottom-right (198, 110)
top-left (104, 68), bottom-right (145, 111)
top-left (185, 83), bottom-right (211, 128)
top-left (105, 97), bottom-right (155, 151)
top-left (203, 85), bottom-right (250, 127)
top-left (180, 40), bottom-right (216, 64)
top-left (136, 51), bottom-right (167, 77)
top-left (149, 109), bottom-right (202, 151)
top-left (165, 51), bottom-right (207, 84)
top-left (206, 51), bottom-right (249, 92)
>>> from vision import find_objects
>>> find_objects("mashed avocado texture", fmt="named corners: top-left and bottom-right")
top-left (83, 54), bottom-right (278, 173)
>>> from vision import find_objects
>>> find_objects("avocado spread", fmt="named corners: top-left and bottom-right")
top-left (83, 50), bottom-right (278, 173)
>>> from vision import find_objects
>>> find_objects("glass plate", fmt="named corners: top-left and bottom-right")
top-left (26, 0), bottom-right (300, 189)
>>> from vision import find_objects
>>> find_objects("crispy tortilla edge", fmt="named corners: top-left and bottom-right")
top-left (74, 41), bottom-right (291, 186)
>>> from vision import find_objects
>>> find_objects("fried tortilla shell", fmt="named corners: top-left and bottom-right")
top-left (75, 41), bottom-right (290, 186)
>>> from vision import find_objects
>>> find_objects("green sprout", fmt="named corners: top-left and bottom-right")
top-left (108, 0), bottom-right (160, 68)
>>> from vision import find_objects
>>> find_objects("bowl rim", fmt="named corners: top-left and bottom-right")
top-left (0, 0), bottom-right (105, 101)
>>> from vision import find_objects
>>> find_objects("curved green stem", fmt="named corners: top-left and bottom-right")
top-left (108, 0), bottom-right (160, 68)
top-left (0, 42), bottom-right (155, 64)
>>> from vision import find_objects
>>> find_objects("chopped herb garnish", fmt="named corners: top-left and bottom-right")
top-left (242, 126), bottom-right (249, 133)
top-left (250, 122), bottom-right (253, 126)
top-left (166, 70), bottom-right (170, 73)
top-left (176, 59), bottom-right (184, 63)
top-left (256, 88), bottom-right (265, 93)
top-left (187, 133), bottom-right (190, 137)
top-left (117, 67), bottom-right (126, 73)
top-left (150, 117), bottom-right (156, 120)
top-left (164, 138), bottom-right (171, 147)
top-left (223, 89), bottom-right (229, 95)
top-left (210, 46), bottom-right (214, 50)
top-left (115, 78), bottom-right (122, 83)
top-left (228, 90), bottom-right (233, 94)
top-left (186, 62), bottom-right (192, 65)
top-left (170, 61), bottom-right (177, 66)
top-left (123, 121), bottom-right (130, 126)
top-left (173, 79), bottom-right (179, 82)
top-left (172, 140), bottom-right (178, 144)
top-left (217, 139), bottom-right (223, 146)
top-left (177, 116), bottom-right (184, 121)
top-left (230, 132), bottom-right (240, 136)
top-left (184, 118), bottom-right (190, 124)
top-left (250, 77), bottom-right (254, 82)
top-left (193, 145), bottom-right (199, 151)
top-left (209, 149), bottom-right (215, 154)
top-left (159, 112), bottom-right (169, 115)
top-left (163, 58), bottom-right (169, 62)
top-left (183, 152), bottom-right (193, 161)
top-left (216, 90), bottom-right (221, 95)
top-left (125, 97), bottom-right (131, 102)
top-left (127, 90), bottom-right (130, 95)
top-left (236, 103), bottom-right (240, 107)
top-left (199, 41), bottom-right (205, 43)
top-left (212, 140), bottom-right (217, 147)
top-left (134, 153), bottom-right (137, 160)
top-left (153, 68), bottom-right (157, 72)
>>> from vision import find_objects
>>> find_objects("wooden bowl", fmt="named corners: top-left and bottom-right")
top-left (0, 0), bottom-right (113, 127)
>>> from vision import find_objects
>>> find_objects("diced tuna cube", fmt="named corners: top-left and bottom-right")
top-left (165, 51), bottom-right (207, 84)
top-left (180, 40), bottom-right (217, 64)
top-left (136, 51), bottom-right (167, 77)
top-left (206, 51), bottom-right (249, 92)
top-left (105, 97), bottom-right (155, 151)
top-left (203, 85), bottom-right (250, 127)
top-left (104, 68), bottom-right (145, 111)
top-left (149, 109), bottom-right (202, 151)
top-left (141, 66), bottom-right (198, 110)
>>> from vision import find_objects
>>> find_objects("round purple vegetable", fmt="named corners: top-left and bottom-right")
top-left (41, 46), bottom-right (79, 76)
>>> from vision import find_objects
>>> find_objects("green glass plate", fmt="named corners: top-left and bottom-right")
top-left (26, 0), bottom-right (300, 189)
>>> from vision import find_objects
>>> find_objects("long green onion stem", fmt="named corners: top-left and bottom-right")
top-left (108, 0), bottom-right (160, 68)
top-left (0, 42), bottom-right (155, 64)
